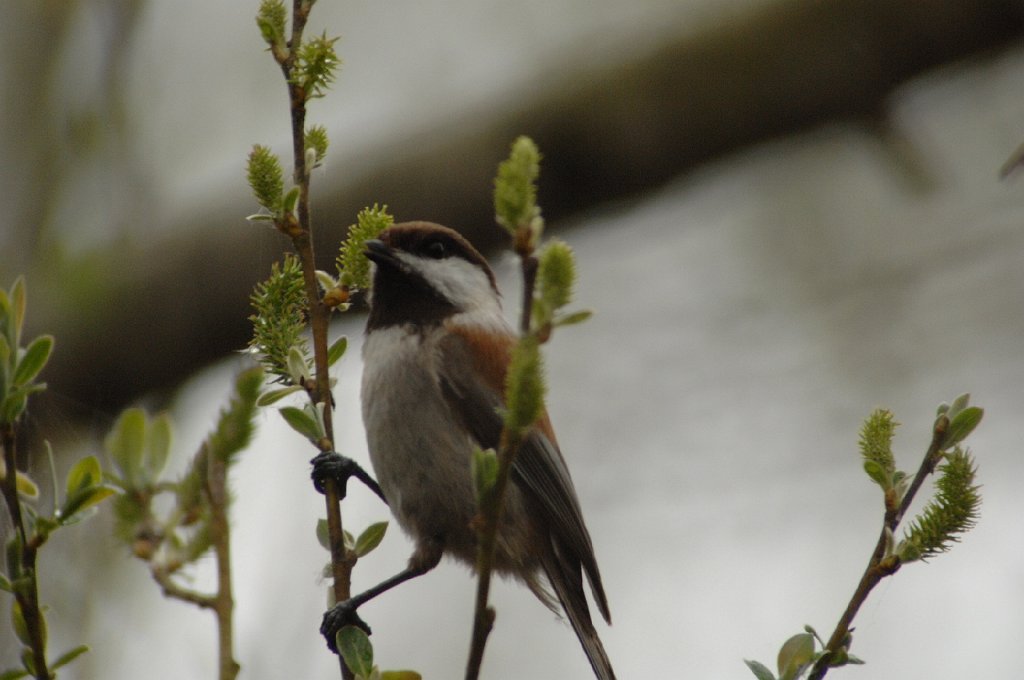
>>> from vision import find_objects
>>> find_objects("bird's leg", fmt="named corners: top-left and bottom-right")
top-left (320, 538), bottom-right (444, 652)
top-left (310, 450), bottom-right (387, 503)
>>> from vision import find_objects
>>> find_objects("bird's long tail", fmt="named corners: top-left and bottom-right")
top-left (542, 547), bottom-right (616, 680)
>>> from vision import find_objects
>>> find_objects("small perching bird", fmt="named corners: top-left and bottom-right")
top-left (317, 221), bottom-right (615, 679)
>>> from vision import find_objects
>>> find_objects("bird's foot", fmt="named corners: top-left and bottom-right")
top-left (310, 451), bottom-right (386, 503)
top-left (320, 599), bottom-right (372, 653)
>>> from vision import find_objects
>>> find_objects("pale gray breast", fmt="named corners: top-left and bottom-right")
top-left (361, 326), bottom-right (478, 553)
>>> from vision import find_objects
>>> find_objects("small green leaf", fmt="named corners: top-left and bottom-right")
top-left (354, 522), bottom-right (388, 558)
top-left (11, 598), bottom-right (35, 648)
top-left (343, 529), bottom-right (355, 553)
top-left (328, 336), bottom-right (348, 367)
top-left (286, 346), bottom-right (311, 384)
top-left (257, 385), bottom-right (303, 406)
top-left (65, 455), bottom-right (102, 498)
top-left (51, 644), bottom-right (89, 670)
top-left (943, 406), bottom-right (983, 449)
top-left (862, 460), bottom-right (889, 489)
top-left (144, 413), bottom-right (172, 481)
top-left (947, 393), bottom-right (971, 418)
top-left (13, 335), bottom-right (53, 387)
top-left (777, 632), bottom-right (815, 680)
top-left (336, 625), bottom-right (374, 678)
top-left (15, 471), bottom-right (39, 499)
top-left (316, 518), bottom-right (331, 551)
top-left (60, 486), bottom-right (117, 524)
top-left (278, 406), bottom-right (322, 442)
top-left (0, 573), bottom-right (10, 593)
top-left (106, 409), bottom-right (147, 487)
top-left (11, 277), bottom-right (26, 344)
top-left (0, 667), bottom-right (30, 680)
top-left (381, 672), bottom-right (423, 680)
top-left (0, 390), bottom-right (28, 424)
top-left (744, 659), bottom-right (776, 680)
top-left (282, 186), bottom-right (300, 216)
top-left (554, 309), bottom-right (593, 327)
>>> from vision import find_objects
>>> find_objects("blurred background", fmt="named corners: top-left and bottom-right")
top-left (2, 0), bottom-right (1024, 678)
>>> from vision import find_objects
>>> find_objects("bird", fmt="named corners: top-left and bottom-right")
top-left (316, 220), bottom-right (615, 679)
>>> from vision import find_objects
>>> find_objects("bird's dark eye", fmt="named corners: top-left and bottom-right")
top-left (423, 238), bottom-right (448, 259)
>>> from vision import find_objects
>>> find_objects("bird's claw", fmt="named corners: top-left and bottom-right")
top-left (321, 600), bottom-right (372, 653)
top-left (310, 451), bottom-right (387, 503)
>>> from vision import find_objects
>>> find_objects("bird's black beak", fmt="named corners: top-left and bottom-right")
top-left (364, 239), bottom-right (396, 266)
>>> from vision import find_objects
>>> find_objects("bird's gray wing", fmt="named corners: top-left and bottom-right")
top-left (437, 329), bottom-right (611, 622)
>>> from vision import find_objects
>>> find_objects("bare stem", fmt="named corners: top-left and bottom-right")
top-left (807, 417), bottom-right (950, 680)
top-left (207, 446), bottom-right (240, 680)
top-left (151, 565), bottom-right (216, 610)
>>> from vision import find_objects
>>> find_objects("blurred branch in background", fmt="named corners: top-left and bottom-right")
top-left (5, 0), bottom-right (1023, 419)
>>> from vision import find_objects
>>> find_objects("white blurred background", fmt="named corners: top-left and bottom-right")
top-left (2, 1), bottom-right (1023, 678)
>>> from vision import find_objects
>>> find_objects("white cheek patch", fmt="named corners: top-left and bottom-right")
top-left (395, 252), bottom-right (502, 315)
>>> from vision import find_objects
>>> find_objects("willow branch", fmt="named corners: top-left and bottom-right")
top-left (807, 416), bottom-right (950, 680)
top-left (465, 246), bottom-right (539, 680)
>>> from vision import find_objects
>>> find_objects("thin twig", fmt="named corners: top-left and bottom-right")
top-left (207, 444), bottom-right (240, 680)
top-left (276, 4), bottom-right (352, 677)
top-left (465, 245), bottom-right (539, 680)
top-left (1, 424), bottom-right (52, 680)
top-left (151, 566), bottom-right (216, 610)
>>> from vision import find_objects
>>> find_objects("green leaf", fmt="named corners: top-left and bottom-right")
top-left (257, 385), bottom-right (303, 406)
top-left (0, 573), bottom-right (10, 593)
top-left (316, 518), bottom-right (331, 551)
top-left (555, 309), bottom-right (593, 327)
top-left (328, 336), bottom-right (348, 367)
top-left (287, 346), bottom-right (311, 384)
top-left (947, 393), bottom-right (971, 418)
top-left (0, 390), bottom-right (28, 424)
top-left (11, 598), bottom-right (39, 648)
top-left (0, 667), bottom-right (30, 680)
top-left (862, 460), bottom-right (889, 489)
top-left (13, 335), bottom-right (52, 387)
top-left (381, 672), bottom-right (423, 680)
top-left (336, 625), bottom-right (374, 678)
top-left (106, 408), bottom-right (147, 487)
top-left (65, 455), bottom-right (102, 498)
top-left (777, 632), bottom-right (815, 680)
top-left (15, 471), bottom-right (39, 500)
top-left (282, 186), bottom-right (300, 216)
top-left (11, 277), bottom-right (26, 346)
top-left (279, 406), bottom-right (322, 443)
top-left (943, 406), bottom-right (983, 449)
top-left (60, 486), bottom-right (117, 525)
top-left (145, 413), bottom-right (172, 481)
top-left (51, 644), bottom-right (89, 671)
top-left (744, 659), bottom-right (776, 680)
top-left (343, 529), bottom-right (355, 553)
top-left (354, 522), bottom-right (388, 558)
